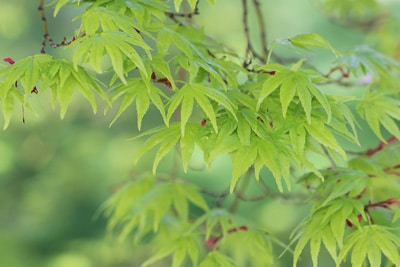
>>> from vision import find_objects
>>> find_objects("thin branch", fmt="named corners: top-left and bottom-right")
top-left (242, 0), bottom-right (251, 66)
top-left (229, 169), bottom-right (252, 213)
top-left (251, 0), bottom-right (268, 58)
top-left (321, 145), bottom-right (337, 168)
top-left (258, 178), bottom-right (310, 204)
top-left (366, 136), bottom-right (398, 157)
top-left (165, 0), bottom-right (200, 24)
top-left (241, 0), bottom-right (267, 67)
top-left (38, 0), bottom-right (48, 54)
top-left (38, 0), bottom-right (82, 53)
top-left (241, 0), bottom-right (264, 67)
top-left (201, 187), bottom-right (230, 208)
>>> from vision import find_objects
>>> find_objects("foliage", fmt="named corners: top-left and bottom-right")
top-left (1, 0), bottom-right (400, 266)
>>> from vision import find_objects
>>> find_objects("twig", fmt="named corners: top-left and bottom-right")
top-left (321, 145), bottom-right (337, 168)
top-left (165, 0), bottom-right (200, 24)
top-left (366, 136), bottom-right (398, 157)
top-left (258, 178), bottom-right (310, 203)
top-left (251, 0), bottom-right (268, 58)
top-left (229, 169), bottom-right (252, 212)
top-left (241, 0), bottom-right (264, 67)
top-left (201, 187), bottom-right (230, 208)
top-left (235, 191), bottom-right (268, 201)
top-left (38, 0), bottom-right (83, 53)
top-left (38, 0), bottom-right (48, 54)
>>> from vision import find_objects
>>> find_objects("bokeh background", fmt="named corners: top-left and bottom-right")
top-left (0, 0), bottom-right (399, 266)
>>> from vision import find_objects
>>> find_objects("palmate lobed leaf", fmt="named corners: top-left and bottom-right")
top-left (78, 7), bottom-right (154, 37)
top-left (134, 122), bottom-right (204, 173)
top-left (0, 88), bottom-right (24, 130)
top-left (256, 61), bottom-right (332, 124)
top-left (99, 173), bottom-right (156, 231)
top-left (109, 78), bottom-right (168, 129)
top-left (160, 25), bottom-right (238, 89)
top-left (167, 83), bottom-right (236, 135)
top-left (0, 55), bottom-right (107, 123)
top-left (198, 109), bottom-right (294, 192)
top-left (72, 31), bottom-right (150, 83)
top-left (336, 45), bottom-right (400, 79)
top-left (229, 143), bottom-right (258, 192)
top-left (45, 59), bottom-right (108, 118)
top-left (337, 225), bottom-right (400, 267)
top-left (228, 132), bottom-right (293, 192)
top-left (141, 232), bottom-right (201, 267)
top-left (312, 168), bottom-right (370, 207)
top-left (0, 54), bottom-right (53, 93)
top-left (304, 118), bottom-right (346, 159)
top-left (292, 197), bottom-right (367, 267)
top-left (292, 213), bottom-right (332, 267)
top-left (357, 90), bottom-right (400, 140)
top-left (105, 178), bottom-right (208, 245)
top-left (218, 226), bottom-right (275, 266)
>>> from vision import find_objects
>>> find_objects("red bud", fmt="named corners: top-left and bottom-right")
top-left (4, 57), bottom-right (15, 64)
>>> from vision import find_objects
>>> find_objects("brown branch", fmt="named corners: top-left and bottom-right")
top-left (38, 0), bottom-right (48, 54)
top-left (251, 0), bottom-right (268, 58)
top-left (38, 0), bottom-right (83, 53)
top-left (241, 0), bottom-right (267, 67)
top-left (348, 198), bottom-right (400, 227)
top-left (366, 136), bottom-right (398, 157)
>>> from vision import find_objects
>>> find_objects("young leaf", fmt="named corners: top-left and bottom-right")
top-left (336, 45), bottom-right (400, 79)
top-left (72, 31), bottom-right (150, 83)
top-left (1, 89), bottom-right (19, 129)
top-left (167, 83), bottom-right (236, 135)
top-left (357, 90), bottom-right (400, 140)
top-left (337, 225), bottom-right (400, 267)
top-left (304, 119), bottom-right (346, 159)
top-left (257, 62), bottom-right (332, 123)
top-left (229, 143), bottom-right (258, 192)
top-left (109, 78), bottom-right (167, 128)
top-left (288, 33), bottom-right (341, 57)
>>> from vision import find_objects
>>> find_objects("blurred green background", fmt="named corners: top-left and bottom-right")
top-left (0, 0), bottom-right (399, 266)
